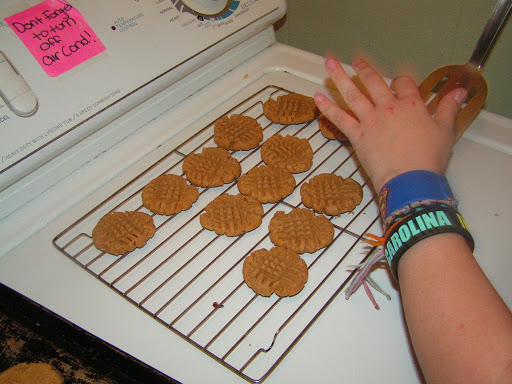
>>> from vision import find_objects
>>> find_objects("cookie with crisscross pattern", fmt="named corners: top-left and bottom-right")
top-left (243, 247), bottom-right (308, 297)
top-left (301, 173), bottom-right (363, 215)
top-left (268, 208), bottom-right (334, 254)
top-left (183, 147), bottom-right (241, 187)
top-left (214, 114), bottom-right (263, 150)
top-left (260, 134), bottom-right (313, 174)
top-left (200, 194), bottom-right (264, 236)
top-left (237, 165), bottom-right (296, 203)
top-left (142, 174), bottom-right (199, 215)
top-left (318, 114), bottom-right (348, 141)
top-left (263, 93), bottom-right (319, 125)
top-left (92, 211), bottom-right (156, 255)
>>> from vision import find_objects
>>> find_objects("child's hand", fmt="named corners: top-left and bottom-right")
top-left (314, 58), bottom-right (467, 192)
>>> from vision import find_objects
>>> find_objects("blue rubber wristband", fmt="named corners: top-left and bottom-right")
top-left (378, 170), bottom-right (455, 221)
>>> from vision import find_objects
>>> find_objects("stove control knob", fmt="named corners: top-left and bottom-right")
top-left (181, 0), bottom-right (231, 17)
top-left (0, 52), bottom-right (38, 117)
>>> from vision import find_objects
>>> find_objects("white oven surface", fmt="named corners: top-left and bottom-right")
top-left (0, 0), bottom-right (285, 220)
top-left (1, 43), bottom-right (511, 383)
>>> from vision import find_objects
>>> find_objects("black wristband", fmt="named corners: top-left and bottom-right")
top-left (384, 204), bottom-right (474, 281)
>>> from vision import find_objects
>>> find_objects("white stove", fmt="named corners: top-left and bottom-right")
top-left (1, 1), bottom-right (512, 383)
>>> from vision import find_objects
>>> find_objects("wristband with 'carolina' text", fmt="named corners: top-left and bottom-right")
top-left (384, 204), bottom-right (474, 280)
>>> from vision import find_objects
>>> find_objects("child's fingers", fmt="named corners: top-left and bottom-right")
top-left (314, 93), bottom-right (359, 140)
top-left (324, 58), bottom-right (374, 119)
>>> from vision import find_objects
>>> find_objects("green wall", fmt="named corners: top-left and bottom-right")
top-left (275, 0), bottom-right (512, 119)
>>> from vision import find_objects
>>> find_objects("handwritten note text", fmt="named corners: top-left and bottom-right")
top-left (5, 0), bottom-right (106, 77)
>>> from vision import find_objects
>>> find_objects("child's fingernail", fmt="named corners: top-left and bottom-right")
top-left (325, 57), bottom-right (338, 70)
top-left (352, 58), bottom-right (364, 67)
top-left (314, 93), bottom-right (325, 103)
top-left (454, 88), bottom-right (468, 104)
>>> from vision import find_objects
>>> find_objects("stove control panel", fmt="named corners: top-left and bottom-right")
top-left (178, 0), bottom-right (231, 17)
top-left (0, 51), bottom-right (38, 117)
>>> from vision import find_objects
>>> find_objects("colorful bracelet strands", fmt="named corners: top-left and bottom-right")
top-left (345, 170), bottom-right (475, 309)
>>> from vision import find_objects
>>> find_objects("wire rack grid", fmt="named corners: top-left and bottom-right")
top-left (53, 84), bottom-right (384, 383)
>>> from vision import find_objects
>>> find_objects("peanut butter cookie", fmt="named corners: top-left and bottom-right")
top-left (183, 147), bottom-right (241, 187)
top-left (214, 114), bottom-right (263, 150)
top-left (263, 93), bottom-right (319, 125)
top-left (268, 208), bottom-right (334, 254)
top-left (142, 174), bottom-right (199, 215)
top-left (318, 114), bottom-right (347, 141)
top-left (300, 173), bottom-right (363, 215)
top-left (243, 247), bottom-right (308, 297)
top-left (260, 134), bottom-right (313, 174)
top-left (200, 194), bottom-right (264, 236)
top-left (237, 165), bottom-right (296, 203)
top-left (0, 363), bottom-right (63, 384)
top-left (92, 211), bottom-right (156, 255)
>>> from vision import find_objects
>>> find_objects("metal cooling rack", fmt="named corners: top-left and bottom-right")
top-left (53, 85), bottom-right (383, 383)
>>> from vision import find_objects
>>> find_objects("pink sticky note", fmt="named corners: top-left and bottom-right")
top-left (5, 0), bottom-right (106, 77)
